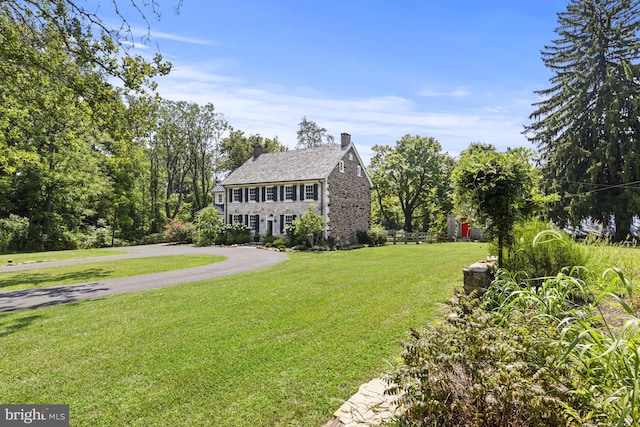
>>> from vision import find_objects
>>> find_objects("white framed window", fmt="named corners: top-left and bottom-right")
top-left (284, 185), bottom-right (294, 201)
top-left (249, 188), bottom-right (256, 201)
top-left (349, 153), bottom-right (353, 161)
top-left (266, 187), bottom-right (274, 201)
top-left (232, 214), bottom-right (243, 224)
top-left (249, 215), bottom-right (258, 230)
top-left (357, 165), bottom-right (362, 177)
top-left (232, 188), bottom-right (241, 202)
top-left (284, 214), bottom-right (295, 227)
top-left (304, 184), bottom-right (314, 200)
top-left (339, 160), bottom-right (344, 173)
top-left (216, 194), bottom-right (223, 204)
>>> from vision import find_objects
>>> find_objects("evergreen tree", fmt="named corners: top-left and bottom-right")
top-left (526, 0), bottom-right (640, 242)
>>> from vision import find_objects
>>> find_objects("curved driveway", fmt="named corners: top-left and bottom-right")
top-left (0, 245), bottom-right (288, 312)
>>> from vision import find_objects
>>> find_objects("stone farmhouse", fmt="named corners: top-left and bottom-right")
top-left (214, 133), bottom-right (372, 244)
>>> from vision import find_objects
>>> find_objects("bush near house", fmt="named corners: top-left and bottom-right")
top-left (163, 219), bottom-right (194, 243)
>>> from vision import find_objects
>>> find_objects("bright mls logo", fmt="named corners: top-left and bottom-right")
top-left (1, 405), bottom-right (69, 426)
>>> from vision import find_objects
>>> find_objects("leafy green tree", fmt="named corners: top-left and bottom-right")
top-left (293, 204), bottom-right (325, 246)
top-left (219, 130), bottom-right (286, 172)
top-left (452, 144), bottom-right (548, 267)
top-left (526, 0), bottom-right (640, 242)
top-left (0, 1), bottom-right (170, 248)
top-left (369, 135), bottom-right (452, 232)
top-left (296, 116), bottom-right (335, 149)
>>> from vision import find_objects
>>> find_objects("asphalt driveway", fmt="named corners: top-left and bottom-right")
top-left (0, 245), bottom-right (288, 312)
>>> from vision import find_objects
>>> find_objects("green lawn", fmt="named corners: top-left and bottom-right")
top-left (0, 243), bottom-right (488, 426)
top-left (0, 248), bottom-right (128, 266)
top-left (0, 255), bottom-right (225, 291)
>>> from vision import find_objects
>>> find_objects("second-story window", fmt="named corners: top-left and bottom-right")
top-left (249, 188), bottom-right (256, 201)
top-left (339, 160), bottom-right (344, 173)
top-left (266, 187), bottom-right (274, 201)
top-left (216, 194), bottom-right (223, 204)
top-left (305, 184), bottom-right (314, 200)
top-left (357, 165), bottom-right (362, 177)
top-left (233, 189), bottom-right (241, 202)
top-left (284, 185), bottom-right (293, 201)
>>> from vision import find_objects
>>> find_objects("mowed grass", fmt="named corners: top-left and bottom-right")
top-left (0, 243), bottom-right (488, 426)
top-left (0, 255), bottom-right (225, 291)
top-left (0, 248), bottom-right (128, 266)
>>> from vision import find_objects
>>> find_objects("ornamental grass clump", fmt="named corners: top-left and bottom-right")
top-left (386, 266), bottom-right (640, 426)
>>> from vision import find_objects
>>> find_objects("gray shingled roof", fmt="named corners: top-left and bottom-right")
top-left (222, 144), bottom-right (348, 185)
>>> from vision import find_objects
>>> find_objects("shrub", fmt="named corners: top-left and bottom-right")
top-left (221, 223), bottom-right (251, 245)
top-left (386, 290), bottom-right (576, 426)
top-left (271, 237), bottom-right (286, 248)
top-left (262, 235), bottom-right (276, 245)
top-left (356, 230), bottom-right (368, 245)
top-left (388, 265), bottom-right (640, 426)
top-left (163, 219), bottom-right (194, 243)
top-left (503, 219), bottom-right (588, 283)
top-left (194, 207), bottom-right (222, 246)
top-left (0, 214), bottom-right (29, 252)
top-left (366, 226), bottom-right (387, 246)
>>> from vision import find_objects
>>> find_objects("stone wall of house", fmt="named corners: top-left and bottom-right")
top-left (326, 147), bottom-right (371, 244)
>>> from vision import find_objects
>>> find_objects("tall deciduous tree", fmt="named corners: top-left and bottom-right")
top-left (526, 0), bottom-right (640, 242)
top-left (219, 130), bottom-right (287, 172)
top-left (452, 144), bottom-right (546, 267)
top-left (296, 116), bottom-right (335, 149)
top-left (369, 135), bottom-right (452, 232)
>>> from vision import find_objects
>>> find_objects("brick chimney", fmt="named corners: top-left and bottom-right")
top-left (253, 146), bottom-right (263, 159)
top-left (340, 133), bottom-right (351, 148)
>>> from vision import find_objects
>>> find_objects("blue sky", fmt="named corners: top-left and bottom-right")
top-left (108, 0), bottom-right (569, 164)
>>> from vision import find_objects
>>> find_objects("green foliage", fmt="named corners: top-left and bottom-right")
top-left (453, 143), bottom-right (552, 267)
top-left (219, 129), bottom-right (286, 172)
top-left (503, 219), bottom-right (589, 282)
top-left (526, 0), bottom-right (640, 242)
top-left (389, 263), bottom-right (640, 426)
top-left (163, 219), bottom-right (194, 243)
top-left (194, 207), bottom-right (222, 246)
top-left (370, 135), bottom-right (453, 232)
top-left (295, 116), bottom-right (335, 149)
top-left (220, 222), bottom-right (250, 245)
top-left (387, 289), bottom-right (575, 426)
top-left (271, 237), bottom-right (286, 248)
top-left (292, 204), bottom-right (325, 247)
top-left (365, 226), bottom-right (388, 247)
top-left (0, 214), bottom-right (29, 252)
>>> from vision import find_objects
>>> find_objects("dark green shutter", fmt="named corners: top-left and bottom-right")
top-left (255, 215), bottom-right (260, 232)
top-left (280, 215), bottom-right (285, 234)
top-left (313, 184), bottom-right (318, 200)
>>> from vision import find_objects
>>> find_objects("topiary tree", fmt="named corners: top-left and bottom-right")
top-left (452, 143), bottom-right (552, 267)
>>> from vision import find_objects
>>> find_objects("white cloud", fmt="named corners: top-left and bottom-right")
top-left (153, 61), bottom-right (533, 165)
top-left (419, 87), bottom-right (471, 98)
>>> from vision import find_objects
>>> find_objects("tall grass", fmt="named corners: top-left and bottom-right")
top-left (388, 241), bottom-right (640, 426)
